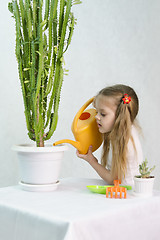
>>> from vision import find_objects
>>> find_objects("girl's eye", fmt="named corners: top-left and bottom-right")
top-left (101, 113), bottom-right (106, 117)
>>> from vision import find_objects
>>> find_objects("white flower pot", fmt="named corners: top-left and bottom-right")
top-left (133, 176), bottom-right (155, 196)
top-left (12, 144), bottom-right (68, 191)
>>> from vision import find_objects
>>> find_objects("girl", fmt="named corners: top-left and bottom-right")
top-left (77, 84), bottom-right (143, 186)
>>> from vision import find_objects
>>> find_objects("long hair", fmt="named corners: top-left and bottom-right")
top-left (94, 84), bottom-right (139, 181)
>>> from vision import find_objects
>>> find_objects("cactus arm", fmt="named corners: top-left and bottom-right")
top-left (45, 0), bottom-right (72, 139)
top-left (54, 0), bottom-right (72, 105)
top-left (52, 9), bottom-right (58, 70)
top-left (44, 0), bottom-right (58, 98)
top-left (44, 0), bottom-right (58, 128)
top-left (63, 12), bottom-right (75, 53)
top-left (30, 40), bottom-right (36, 124)
top-left (12, 1), bottom-right (22, 63)
top-left (31, 40), bottom-right (36, 95)
top-left (25, 0), bottom-right (32, 39)
top-left (12, 1), bottom-right (31, 133)
top-left (33, 0), bottom-right (38, 38)
top-left (19, 0), bottom-right (36, 139)
top-left (47, 0), bottom-right (72, 112)
top-left (45, 1), bottom-right (58, 98)
top-left (35, 0), bottom-right (43, 102)
top-left (32, 0), bottom-right (39, 86)
top-left (44, 0), bottom-right (50, 30)
top-left (58, 0), bottom-right (65, 41)
top-left (19, 0), bottom-right (30, 91)
top-left (44, 0), bottom-right (50, 20)
top-left (26, 0), bottom-right (38, 139)
top-left (45, 66), bottom-right (63, 140)
top-left (23, 0), bottom-right (32, 111)
top-left (54, 65), bottom-right (64, 113)
top-left (42, 34), bottom-right (48, 122)
top-left (45, 15), bottom-right (58, 99)
top-left (23, 0), bottom-right (36, 138)
top-left (57, 0), bottom-right (72, 57)
top-left (33, 0), bottom-right (45, 146)
top-left (19, 0), bottom-right (29, 52)
top-left (45, 112), bottom-right (58, 140)
top-left (47, 0), bottom-right (58, 67)
top-left (47, 0), bottom-right (53, 66)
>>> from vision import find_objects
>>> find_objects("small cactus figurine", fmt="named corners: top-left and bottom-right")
top-left (138, 159), bottom-right (155, 178)
top-left (8, 0), bottom-right (81, 147)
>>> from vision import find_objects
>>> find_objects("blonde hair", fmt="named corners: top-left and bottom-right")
top-left (94, 84), bottom-right (139, 181)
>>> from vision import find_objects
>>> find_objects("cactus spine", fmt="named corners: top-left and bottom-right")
top-left (139, 159), bottom-right (155, 178)
top-left (8, 0), bottom-right (81, 146)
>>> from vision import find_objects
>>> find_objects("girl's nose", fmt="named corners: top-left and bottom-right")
top-left (95, 113), bottom-right (100, 120)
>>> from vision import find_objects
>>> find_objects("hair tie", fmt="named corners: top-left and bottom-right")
top-left (122, 94), bottom-right (131, 104)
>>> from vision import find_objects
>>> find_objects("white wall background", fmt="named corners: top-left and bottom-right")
top-left (0, 0), bottom-right (160, 189)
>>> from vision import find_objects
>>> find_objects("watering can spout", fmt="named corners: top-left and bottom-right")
top-left (53, 139), bottom-right (81, 152)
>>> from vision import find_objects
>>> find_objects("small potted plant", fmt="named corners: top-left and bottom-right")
top-left (8, 0), bottom-right (81, 191)
top-left (134, 159), bottom-right (156, 196)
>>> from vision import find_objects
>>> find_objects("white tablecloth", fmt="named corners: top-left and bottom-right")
top-left (0, 178), bottom-right (160, 240)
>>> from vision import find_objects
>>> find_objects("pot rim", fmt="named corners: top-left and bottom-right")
top-left (134, 175), bottom-right (155, 178)
top-left (134, 176), bottom-right (155, 181)
top-left (12, 143), bottom-right (68, 153)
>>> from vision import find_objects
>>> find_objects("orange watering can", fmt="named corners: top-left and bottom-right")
top-left (53, 97), bottom-right (103, 154)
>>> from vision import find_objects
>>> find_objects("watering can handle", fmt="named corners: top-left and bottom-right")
top-left (73, 97), bottom-right (95, 132)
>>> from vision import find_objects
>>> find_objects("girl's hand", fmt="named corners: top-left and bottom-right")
top-left (77, 145), bottom-right (113, 184)
top-left (76, 145), bottom-right (98, 164)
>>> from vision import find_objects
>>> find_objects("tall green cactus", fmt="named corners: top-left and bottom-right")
top-left (8, 0), bottom-right (81, 147)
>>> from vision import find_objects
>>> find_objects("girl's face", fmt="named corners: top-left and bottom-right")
top-left (95, 96), bottom-right (117, 134)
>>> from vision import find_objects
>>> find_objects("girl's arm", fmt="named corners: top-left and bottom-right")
top-left (76, 146), bottom-right (114, 184)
